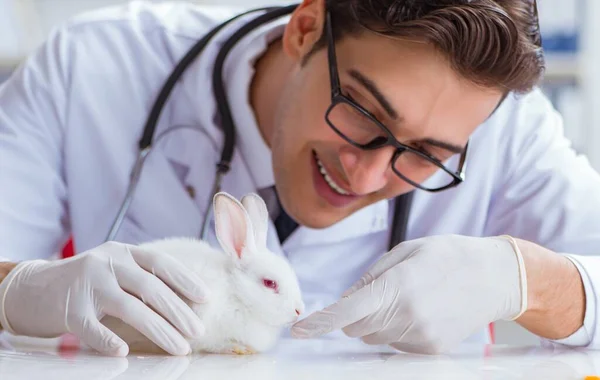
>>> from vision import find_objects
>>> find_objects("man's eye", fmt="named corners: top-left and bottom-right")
top-left (345, 91), bottom-right (376, 115)
top-left (412, 143), bottom-right (432, 156)
top-left (413, 144), bottom-right (446, 161)
top-left (364, 136), bottom-right (389, 148)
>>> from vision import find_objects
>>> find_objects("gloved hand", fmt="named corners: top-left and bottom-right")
top-left (291, 234), bottom-right (528, 354)
top-left (0, 241), bottom-right (209, 356)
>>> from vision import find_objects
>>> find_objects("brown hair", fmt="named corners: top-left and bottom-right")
top-left (308, 0), bottom-right (545, 94)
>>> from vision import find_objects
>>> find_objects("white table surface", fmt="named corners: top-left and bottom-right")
top-left (1, 333), bottom-right (599, 380)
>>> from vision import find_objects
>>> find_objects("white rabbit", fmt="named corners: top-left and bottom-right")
top-left (101, 191), bottom-right (305, 355)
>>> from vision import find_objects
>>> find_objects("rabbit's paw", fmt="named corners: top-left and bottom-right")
top-left (230, 345), bottom-right (256, 355)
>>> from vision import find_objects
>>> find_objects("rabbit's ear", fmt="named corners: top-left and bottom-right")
top-left (213, 192), bottom-right (255, 259)
top-left (241, 193), bottom-right (269, 248)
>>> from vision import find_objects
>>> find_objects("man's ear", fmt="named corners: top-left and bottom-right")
top-left (282, 0), bottom-right (327, 62)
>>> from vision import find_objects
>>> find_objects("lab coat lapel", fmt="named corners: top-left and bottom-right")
top-left (123, 145), bottom-right (204, 241)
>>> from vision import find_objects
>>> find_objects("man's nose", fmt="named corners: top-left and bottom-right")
top-left (339, 146), bottom-right (394, 195)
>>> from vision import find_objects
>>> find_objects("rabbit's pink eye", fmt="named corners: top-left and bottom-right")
top-left (263, 279), bottom-right (278, 292)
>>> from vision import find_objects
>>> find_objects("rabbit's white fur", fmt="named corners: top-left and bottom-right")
top-left (101, 192), bottom-right (304, 355)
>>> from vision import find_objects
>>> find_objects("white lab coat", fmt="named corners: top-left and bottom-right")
top-left (1, 1), bottom-right (600, 347)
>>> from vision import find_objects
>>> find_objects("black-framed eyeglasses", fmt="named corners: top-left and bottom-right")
top-left (322, 11), bottom-right (468, 192)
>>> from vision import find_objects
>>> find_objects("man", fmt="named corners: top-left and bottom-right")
top-left (1, 0), bottom-right (599, 357)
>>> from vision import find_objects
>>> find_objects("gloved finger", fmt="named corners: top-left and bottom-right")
top-left (291, 280), bottom-right (382, 339)
top-left (101, 289), bottom-right (191, 356)
top-left (341, 314), bottom-right (382, 338)
top-left (115, 265), bottom-right (205, 339)
top-left (126, 245), bottom-right (209, 303)
top-left (71, 314), bottom-right (129, 357)
top-left (343, 278), bottom-right (408, 339)
top-left (342, 242), bottom-right (422, 297)
top-left (361, 329), bottom-right (403, 345)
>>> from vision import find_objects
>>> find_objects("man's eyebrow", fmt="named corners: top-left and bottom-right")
top-left (421, 138), bottom-right (465, 154)
top-left (348, 69), bottom-right (464, 155)
top-left (348, 69), bottom-right (399, 120)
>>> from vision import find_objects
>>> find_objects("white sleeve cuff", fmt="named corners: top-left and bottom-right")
top-left (542, 254), bottom-right (597, 347)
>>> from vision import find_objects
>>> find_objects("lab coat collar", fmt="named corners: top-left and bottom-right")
top-left (223, 15), bottom-right (289, 190)
top-left (164, 10), bottom-right (289, 191)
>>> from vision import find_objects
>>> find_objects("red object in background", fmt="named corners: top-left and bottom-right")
top-left (58, 239), bottom-right (82, 357)
top-left (57, 240), bottom-right (81, 357)
top-left (62, 238), bottom-right (74, 259)
top-left (58, 333), bottom-right (81, 358)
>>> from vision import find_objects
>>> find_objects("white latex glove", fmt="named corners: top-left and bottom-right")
top-left (0, 242), bottom-right (209, 356)
top-left (291, 235), bottom-right (528, 354)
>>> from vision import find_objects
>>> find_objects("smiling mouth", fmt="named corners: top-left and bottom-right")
top-left (311, 151), bottom-right (360, 208)
top-left (314, 153), bottom-right (352, 195)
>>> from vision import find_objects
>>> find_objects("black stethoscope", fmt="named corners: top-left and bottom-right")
top-left (105, 5), bottom-right (414, 251)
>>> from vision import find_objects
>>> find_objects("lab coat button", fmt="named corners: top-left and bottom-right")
top-left (185, 185), bottom-right (196, 199)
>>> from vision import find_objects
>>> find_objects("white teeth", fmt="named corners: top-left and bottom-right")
top-left (316, 156), bottom-right (350, 195)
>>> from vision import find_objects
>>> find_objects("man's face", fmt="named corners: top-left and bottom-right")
top-left (270, 28), bottom-right (503, 229)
